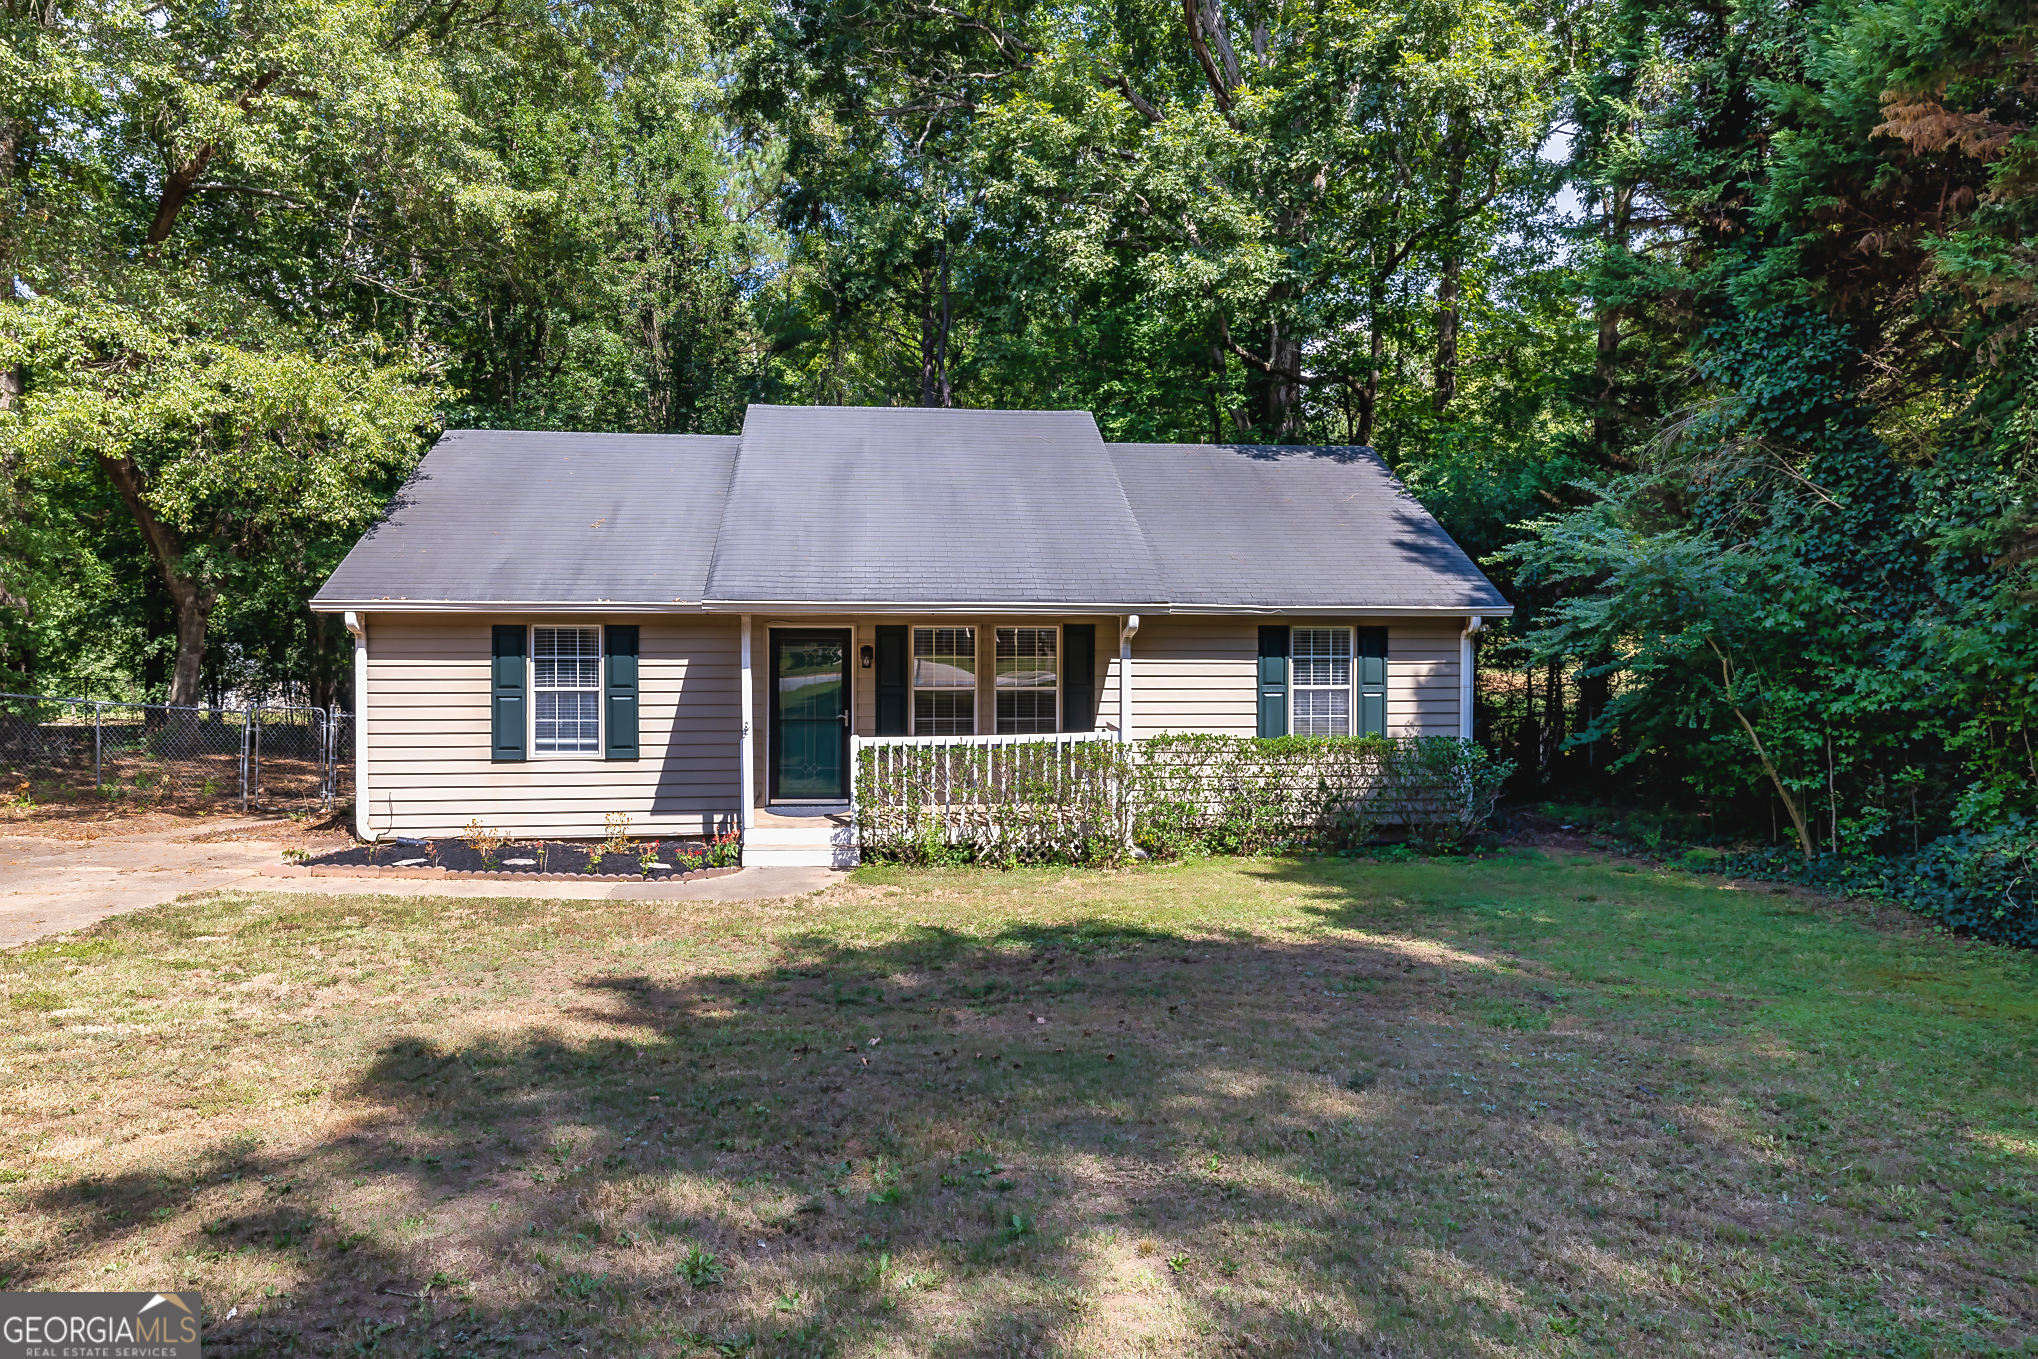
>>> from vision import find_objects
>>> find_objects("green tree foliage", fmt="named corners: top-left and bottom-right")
top-left (0, 0), bottom-right (752, 702)
top-left (1509, 0), bottom-right (2038, 852)
top-left (1, 0), bottom-right (2032, 867)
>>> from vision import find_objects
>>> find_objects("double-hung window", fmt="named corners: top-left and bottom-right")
top-left (1291, 627), bottom-right (1353, 736)
top-left (995, 627), bottom-right (1058, 733)
top-left (913, 626), bottom-right (976, 734)
top-left (533, 625), bottom-right (602, 753)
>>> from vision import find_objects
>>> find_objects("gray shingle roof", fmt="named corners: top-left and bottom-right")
top-left (1107, 442), bottom-right (1509, 611)
top-left (702, 405), bottom-right (1163, 606)
top-left (312, 430), bottom-right (737, 606)
top-left (313, 409), bottom-right (1509, 614)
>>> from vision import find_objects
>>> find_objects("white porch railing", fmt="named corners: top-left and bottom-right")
top-left (850, 731), bottom-right (1120, 845)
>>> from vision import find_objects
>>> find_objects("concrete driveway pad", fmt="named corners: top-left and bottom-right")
top-left (0, 823), bottom-right (837, 947)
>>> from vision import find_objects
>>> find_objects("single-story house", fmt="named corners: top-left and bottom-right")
top-left (312, 404), bottom-right (1511, 864)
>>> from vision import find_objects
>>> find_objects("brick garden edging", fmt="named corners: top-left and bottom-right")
top-left (261, 864), bottom-right (744, 885)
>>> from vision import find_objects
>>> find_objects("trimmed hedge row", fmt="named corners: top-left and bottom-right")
top-left (853, 733), bottom-right (1511, 866)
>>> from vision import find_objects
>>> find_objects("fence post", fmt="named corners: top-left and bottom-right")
top-left (239, 708), bottom-right (250, 812)
top-left (93, 703), bottom-right (102, 791)
top-left (250, 707), bottom-right (262, 804)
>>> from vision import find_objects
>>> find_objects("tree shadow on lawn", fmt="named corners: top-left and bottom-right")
top-left (11, 874), bottom-right (2036, 1358)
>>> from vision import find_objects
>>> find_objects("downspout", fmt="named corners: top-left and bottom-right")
top-left (1460, 615), bottom-right (1483, 742)
top-left (1118, 615), bottom-right (1140, 741)
top-left (344, 612), bottom-right (378, 843)
top-left (739, 614), bottom-right (756, 837)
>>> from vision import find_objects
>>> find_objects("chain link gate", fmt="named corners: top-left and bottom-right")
top-left (0, 692), bottom-right (352, 813)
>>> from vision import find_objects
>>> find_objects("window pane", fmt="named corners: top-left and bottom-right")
top-left (533, 626), bottom-right (601, 752)
top-left (913, 627), bottom-right (975, 689)
top-left (1292, 628), bottom-right (1351, 687)
top-left (995, 627), bottom-right (1058, 687)
top-left (997, 690), bottom-right (1057, 734)
top-left (1291, 628), bottom-right (1352, 737)
top-left (1293, 688), bottom-right (1349, 737)
top-left (914, 690), bottom-right (975, 736)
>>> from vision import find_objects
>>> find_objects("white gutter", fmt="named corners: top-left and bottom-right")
top-left (311, 600), bottom-right (1515, 619)
top-left (343, 612), bottom-right (378, 843)
top-left (1118, 614), bottom-right (1140, 741)
top-left (1460, 615), bottom-right (1484, 742)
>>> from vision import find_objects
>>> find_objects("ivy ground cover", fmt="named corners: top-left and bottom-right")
top-left (1, 855), bottom-right (2034, 1356)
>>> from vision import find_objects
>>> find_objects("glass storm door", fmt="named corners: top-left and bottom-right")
top-left (770, 630), bottom-right (850, 800)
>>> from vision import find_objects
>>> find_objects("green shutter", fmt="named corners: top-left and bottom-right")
top-left (1257, 626), bottom-right (1290, 738)
top-left (491, 625), bottom-right (526, 762)
top-left (1357, 627), bottom-right (1388, 736)
top-left (1062, 624), bottom-right (1096, 732)
top-left (875, 626), bottom-right (908, 735)
top-left (605, 625), bottom-right (639, 760)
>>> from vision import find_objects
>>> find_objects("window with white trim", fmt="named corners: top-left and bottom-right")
top-left (1291, 627), bottom-right (1352, 736)
top-left (533, 625), bottom-right (601, 753)
top-left (913, 626), bottom-right (976, 734)
top-left (995, 627), bottom-right (1058, 733)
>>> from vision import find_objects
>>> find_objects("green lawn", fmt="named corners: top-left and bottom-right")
top-left (2, 851), bottom-right (2034, 1357)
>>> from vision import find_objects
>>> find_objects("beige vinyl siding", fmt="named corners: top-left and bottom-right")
top-left (749, 616), bottom-right (1117, 806)
top-left (364, 614), bottom-right (742, 839)
top-left (1097, 617), bottom-right (1463, 739)
top-left (1385, 620), bottom-right (1463, 737)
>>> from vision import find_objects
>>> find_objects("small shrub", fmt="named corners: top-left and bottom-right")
top-left (462, 818), bottom-right (507, 870)
top-left (1895, 823), bottom-right (2038, 948)
top-left (602, 811), bottom-right (634, 858)
top-left (1712, 820), bottom-right (2038, 949)
top-left (677, 1245), bottom-right (723, 1287)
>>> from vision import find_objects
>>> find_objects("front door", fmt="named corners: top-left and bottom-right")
top-left (770, 630), bottom-right (850, 801)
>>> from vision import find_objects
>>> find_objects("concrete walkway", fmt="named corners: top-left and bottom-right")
top-left (0, 823), bottom-right (838, 948)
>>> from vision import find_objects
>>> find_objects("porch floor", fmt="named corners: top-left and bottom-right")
top-left (753, 805), bottom-right (851, 829)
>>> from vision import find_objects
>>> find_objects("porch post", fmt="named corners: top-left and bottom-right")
top-left (739, 614), bottom-right (756, 831)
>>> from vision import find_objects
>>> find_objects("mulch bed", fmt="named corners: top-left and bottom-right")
top-left (303, 837), bottom-right (738, 881)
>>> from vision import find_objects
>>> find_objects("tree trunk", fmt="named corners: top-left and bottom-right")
top-left (917, 249), bottom-right (954, 409)
top-left (1540, 659), bottom-right (1565, 778)
top-left (1356, 291), bottom-right (1385, 446)
top-left (100, 454), bottom-right (216, 707)
top-left (1262, 320), bottom-right (1303, 440)
top-left (1433, 254), bottom-right (1461, 415)
top-left (1432, 111), bottom-right (1470, 415)
top-left (1591, 184), bottom-right (1634, 453)
top-left (1578, 663), bottom-right (1612, 769)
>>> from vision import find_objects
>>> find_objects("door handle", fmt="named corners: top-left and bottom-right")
top-left (839, 710), bottom-right (850, 727)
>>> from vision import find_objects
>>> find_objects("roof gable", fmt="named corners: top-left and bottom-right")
top-left (704, 405), bottom-right (1164, 606)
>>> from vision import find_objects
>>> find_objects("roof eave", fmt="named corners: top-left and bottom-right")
top-left (312, 598), bottom-right (1513, 618)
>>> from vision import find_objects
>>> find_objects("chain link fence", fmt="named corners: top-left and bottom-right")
top-left (0, 692), bottom-right (350, 813)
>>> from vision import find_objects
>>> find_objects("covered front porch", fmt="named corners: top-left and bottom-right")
top-left (733, 613), bottom-right (1138, 866)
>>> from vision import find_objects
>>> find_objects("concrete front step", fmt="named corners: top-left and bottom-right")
top-left (742, 821), bottom-right (859, 869)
